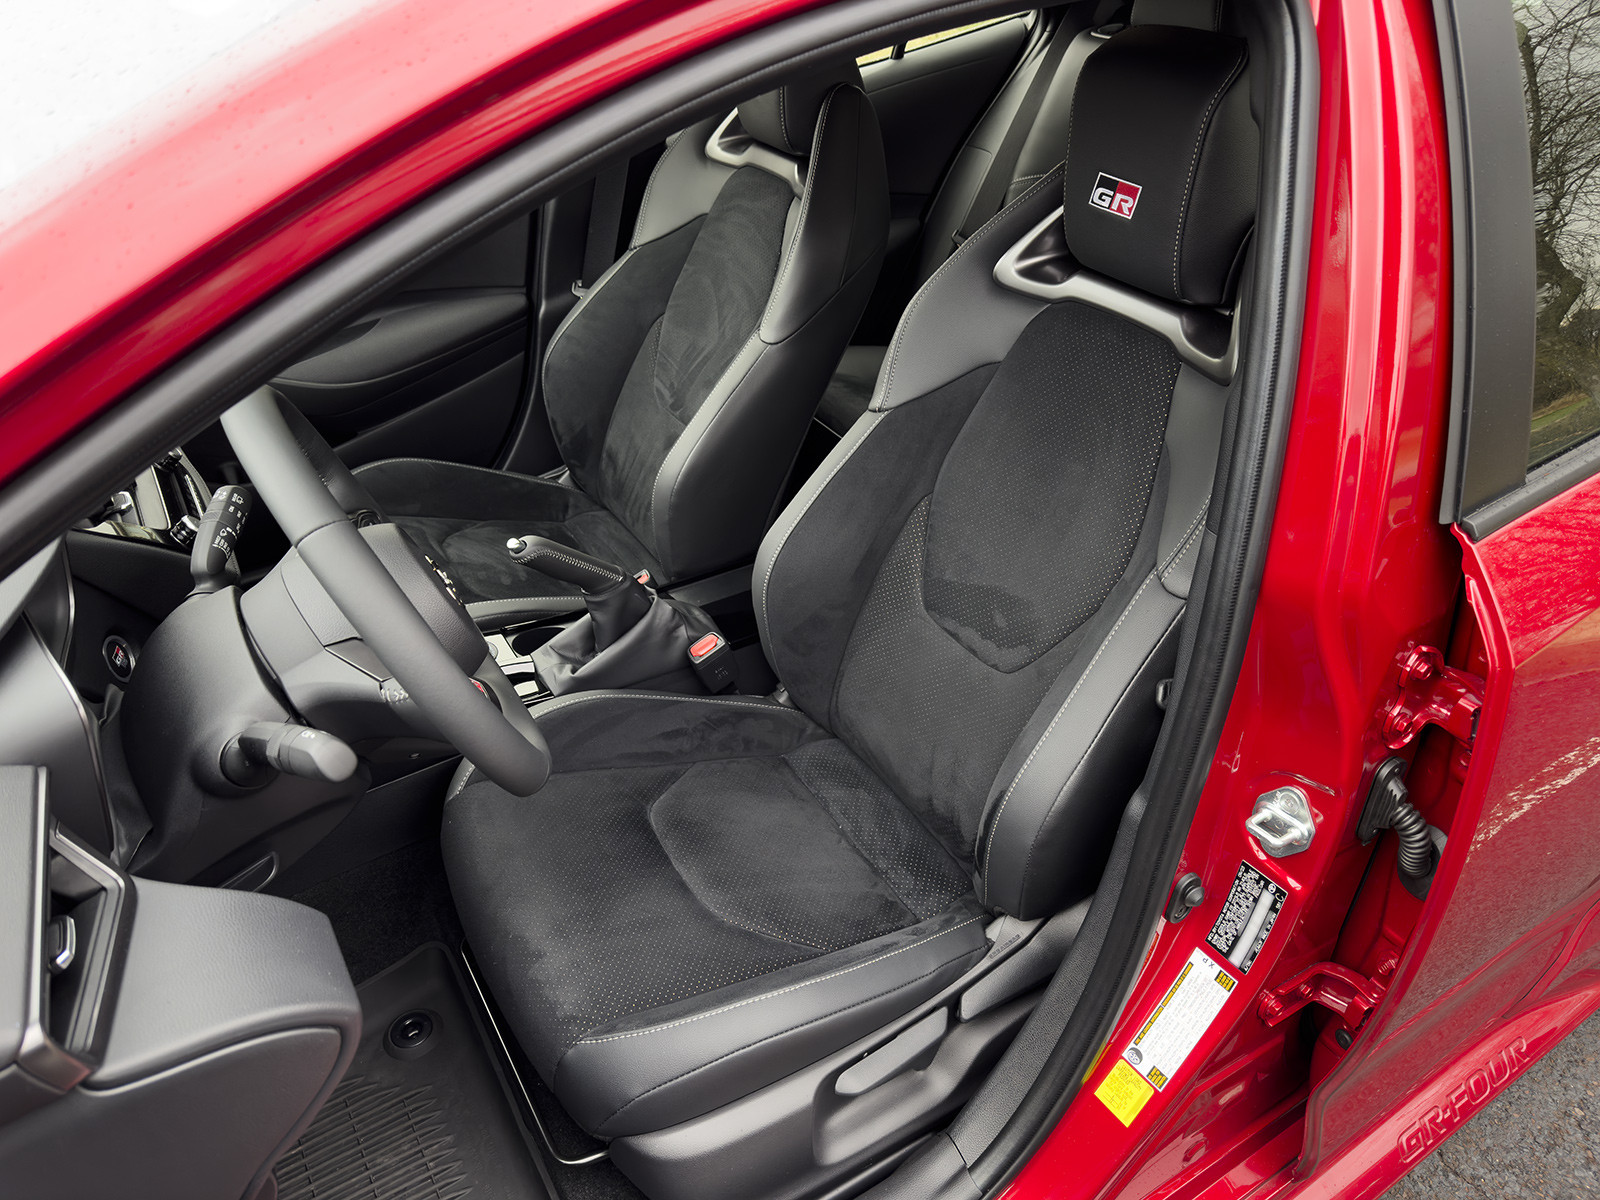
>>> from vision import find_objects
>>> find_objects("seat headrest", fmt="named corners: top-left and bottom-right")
top-left (1062, 25), bottom-right (1257, 307)
top-left (737, 61), bottom-right (864, 156)
top-left (1130, 0), bottom-right (1222, 29)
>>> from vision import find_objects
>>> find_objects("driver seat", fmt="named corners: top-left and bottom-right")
top-left (354, 63), bottom-right (888, 624)
top-left (443, 23), bottom-right (1255, 1192)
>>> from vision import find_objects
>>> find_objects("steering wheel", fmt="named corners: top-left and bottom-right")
top-left (220, 386), bottom-right (550, 796)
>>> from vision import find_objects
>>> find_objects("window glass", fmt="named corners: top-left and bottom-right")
top-left (856, 14), bottom-right (1027, 68)
top-left (904, 16), bottom-right (1022, 53)
top-left (1518, 0), bottom-right (1600, 466)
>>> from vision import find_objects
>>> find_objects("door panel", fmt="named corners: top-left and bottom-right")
top-left (270, 216), bottom-right (532, 469)
top-left (1296, 0), bottom-right (1600, 1187)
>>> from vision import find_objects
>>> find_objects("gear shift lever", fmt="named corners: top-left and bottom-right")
top-left (505, 536), bottom-right (652, 650)
top-left (505, 535), bottom-right (731, 696)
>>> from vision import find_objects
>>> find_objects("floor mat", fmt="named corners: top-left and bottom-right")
top-left (291, 841), bottom-right (464, 985)
top-left (276, 943), bottom-right (556, 1200)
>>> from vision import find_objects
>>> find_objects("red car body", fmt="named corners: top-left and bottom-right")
top-left (0, 1), bottom-right (1593, 1197)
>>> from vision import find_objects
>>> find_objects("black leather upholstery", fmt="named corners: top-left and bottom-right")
top-left (1062, 26), bottom-right (1257, 305)
top-left (818, 10), bottom-right (1231, 437)
top-left (445, 27), bottom-right (1254, 1148)
top-left (356, 66), bottom-right (887, 615)
top-left (737, 61), bottom-right (864, 154)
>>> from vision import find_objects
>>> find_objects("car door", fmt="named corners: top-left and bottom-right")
top-left (1295, 0), bottom-right (1600, 1188)
top-left (267, 215), bottom-right (536, 470)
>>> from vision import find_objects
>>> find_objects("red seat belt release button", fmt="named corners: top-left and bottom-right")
top-left (688, 632), bottom-right (736, 693)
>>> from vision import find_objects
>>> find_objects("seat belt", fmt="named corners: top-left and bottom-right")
top-left (577, 159), bottom-right (631, 294)
top-left (950, 22), bottom-right (1076, 249)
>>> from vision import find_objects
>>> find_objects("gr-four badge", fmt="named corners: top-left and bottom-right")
top-left (1090, 172), bottom-right (1142, 219)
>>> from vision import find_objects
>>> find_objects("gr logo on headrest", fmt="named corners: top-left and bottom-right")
top-left (1090, 172), bottom-right (1142, 220)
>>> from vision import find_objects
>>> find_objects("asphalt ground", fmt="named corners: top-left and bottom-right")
top-left (1382, 1009), bottom-right (1600, 1198)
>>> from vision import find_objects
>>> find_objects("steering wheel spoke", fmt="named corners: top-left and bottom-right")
top-left (221, 387), bottom-right (550, 795)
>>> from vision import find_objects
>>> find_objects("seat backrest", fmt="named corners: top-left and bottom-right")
top-left (541, 63), bottom-right (888, 584)
top-left (756, 23), bottom-right (1256, 919)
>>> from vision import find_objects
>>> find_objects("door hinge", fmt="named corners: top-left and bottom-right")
top-left (1379, 645), bottom-right (1484, 750)
top-left (1258, 960), bottom-right (1392, 1028)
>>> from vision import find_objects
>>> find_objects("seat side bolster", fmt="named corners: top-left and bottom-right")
top-left (648, 87), bottom-right (889, 581)
top-left (759, 85), bottom-right (889, 344)
top-left (873, 167), bottom-right (1061, 412)
top-left (631, 117), bottom-right (738, 248)
top-left (977, 573), bottom-right (1187, 919)
top-left (552, 912), bottom-right (988, 1138)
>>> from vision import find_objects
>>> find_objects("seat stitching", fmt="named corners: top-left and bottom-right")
top-left (572, 915), bottom-right (983, 1046)
top-left (979, 501), bottom-right (1206, 896)
top-left (353, 456), bottom-right (587, 491)
top-left (980, 569), bottom-right (1159, 901)
top-left (645, 776), bottom-right (833, 950)
top-left (1158, 502), bottom-right (1210, 591)
top-left (778, 755), bottom-right (924, 926)
top-left (756, 409), bottom-right (885, 665)
top-left (586, 939), bottom-right (981, 1132)
top-left (518, 546), bottom-right (622, 585)
top-left (1013, 608), bottom-right (1184, 913)
top-left (762, 87), bottom-right (838, 329)
top-left (648, 332), bottom-right (765, 561)
top-left (534, 691), bottom-right (795, 721)
top-left (880, 167), bottom-right (1061, 410)
top-left (446, 693), bottom-right (802, 797)
top-left (1171, 50), bottom-right (1246, 299)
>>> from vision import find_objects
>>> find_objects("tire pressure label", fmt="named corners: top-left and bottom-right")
top-left (1205, 860), bottom-right (1286, 974)
top-left (1096, 948), bottom-right (1237, 1125)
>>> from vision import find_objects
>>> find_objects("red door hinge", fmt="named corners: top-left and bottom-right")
top-left (1379, 645), bottom-right (1484, 750)
top-left (1258, 961), bottom-right (1390, 1028)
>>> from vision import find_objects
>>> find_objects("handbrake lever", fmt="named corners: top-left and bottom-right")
top-left (506, 535), bottom-right (652, 650)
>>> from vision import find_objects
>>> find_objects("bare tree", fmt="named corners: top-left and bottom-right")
top-left (1518, 0), bottom-right (1600, 459)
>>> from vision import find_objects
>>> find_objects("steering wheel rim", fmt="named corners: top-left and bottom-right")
top-left (221, 386), bottom-right (550, 796)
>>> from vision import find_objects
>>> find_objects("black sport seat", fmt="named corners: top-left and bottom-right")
top-left (816, 0), bottom-right (1225, 436)
top-left (355, 64), bottom-right (888, 621)
top-left (443, 21), bottom-right (1256, 1187)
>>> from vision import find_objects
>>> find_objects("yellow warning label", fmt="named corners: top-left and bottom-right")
top-left (1095, 1058), bottom-right (1155, 1127)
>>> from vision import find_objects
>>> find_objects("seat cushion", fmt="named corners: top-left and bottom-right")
top-left (441, 692), bottom-right (985, 1137)
top-left (354, 458), bottom-right (662, 609)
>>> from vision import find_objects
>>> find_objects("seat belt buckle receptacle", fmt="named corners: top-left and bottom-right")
top-left (688, 632), bottom-right (736, 693)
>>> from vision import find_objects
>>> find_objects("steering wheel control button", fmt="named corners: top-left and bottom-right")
top-left (102, 635), bottom-right (136, 683)
top-left (423, 554), bottom-right (462, 604)
top-left (385, 1009), bottom-right (439, 1061)
top-left (688, 632), bottom-right (736, 693)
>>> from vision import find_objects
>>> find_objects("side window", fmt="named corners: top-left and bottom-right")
top-left (855, 14), bottom-right (1029, 68)
top-left (1519, 0), bottom-right (1600, 466)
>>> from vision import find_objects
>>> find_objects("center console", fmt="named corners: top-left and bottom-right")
top-left (0, 766), bottom-right (360, 1200)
